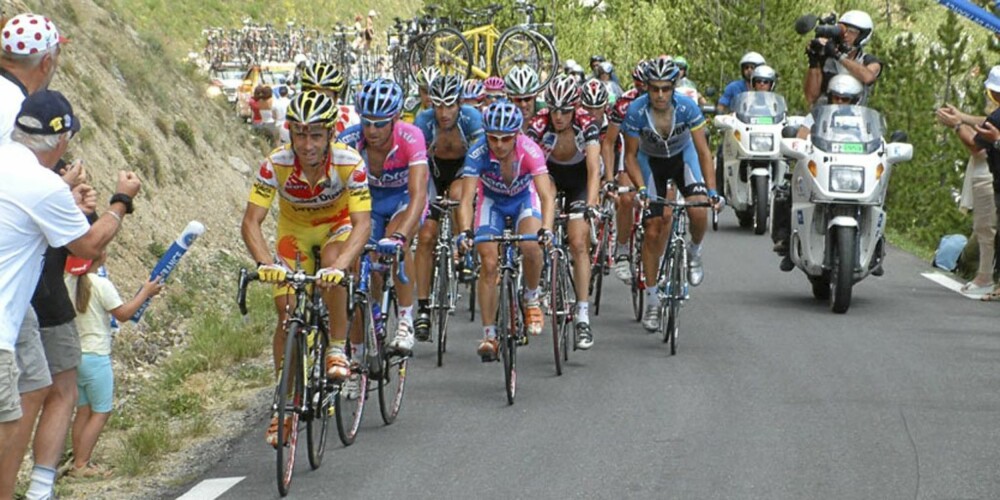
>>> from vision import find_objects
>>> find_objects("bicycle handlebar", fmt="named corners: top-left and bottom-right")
top-left (364, 243), bottom-right (409, 284)
top-left (473, 233), bottom-right (539, 244)
top-left (646, 195), bottom-right (720, 231)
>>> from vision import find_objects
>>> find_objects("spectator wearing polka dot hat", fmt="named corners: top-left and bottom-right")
top-left (1, 13), bottom-right (68, 145)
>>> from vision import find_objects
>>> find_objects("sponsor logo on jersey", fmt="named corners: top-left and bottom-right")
top-left (259, 162), bottom-right (274, 180)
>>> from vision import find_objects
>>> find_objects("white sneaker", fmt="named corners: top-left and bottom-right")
top-left (389, 320), bottom-right (415, 354)
top-left (688, 253), bottom-right (704, 287)
top-left (641, 304), bottom-right (660, 332)
top-left (613, 256), bottom-right (632, 283)
top-left (341, 374), bottom-right (361, 400)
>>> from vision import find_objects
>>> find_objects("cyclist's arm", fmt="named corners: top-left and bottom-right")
top-left (331, 210), bottom-right (372, 270)
top-left (585, 142), bottom-right (601, 206)
top-left (399, 161), bottom-right (429, 238)
top-left (623, 135), bottom-right (643, 189)
top-left (534, 173), bottom-right (556, 232)
top-left (691, 125), bottom-right (716, 193)
top-left (457, 175), bottom-right (477, 233)
top-left (241, 202), bottom-right (274, 265)
top-left (601, 123), bottom-right (619, 182)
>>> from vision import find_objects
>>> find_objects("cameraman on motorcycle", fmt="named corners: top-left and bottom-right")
top-left (717, 51), bottom-right (766, 114)
top-left (773, 75), bottom-right (865, 270)
top-left (803, 10), bottom-right (882, 107)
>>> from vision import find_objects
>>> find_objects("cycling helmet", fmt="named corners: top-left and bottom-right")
top-left (826, 74), bottom-right (863, 104)
top-left (750, 65), bottom-right (777, 89)
top-left (643, 56), bottom-right (680, 83)
top-left (839, 10), bottom-right (873, 47)
top-left (428, 74), bottom-right (462, 106)
top-left (355, 78), bottom-right (404, 118)
top-left (563, 59), bottom-right (578, 72)
top-left (484, 76), bottom-right (506, 93)
top-left (300, 62), bottom-right (346, 93)
top-left (674, 56), bottom-right (689, 71)
top-left (416, 66), bottom-right (441, 89)
top-left (545, 74), bottom-right (581, 109)
top-left (505, 65), bottom-right (540, 96)
top-left (590, 55), bottom-right (605, 66)
top-left (286, 90), bottom-right (338, 127)
top-left (581, 78), bottom-right (609, 108)
top-left (598, 62), bottom-right (613, 75)
top-left (462, 79), bottom-right (485, 100)
top-left (483, 101), bottom-right (523, 133)
top-left (739, 51), bottom-right (766, 68)
top-left (631, 59), bottom-right (648, 82)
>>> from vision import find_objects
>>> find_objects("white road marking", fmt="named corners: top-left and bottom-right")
top-left (921, 272), bottom-right (984, 300)
top-left (177, 477), bottom-right (245, 500)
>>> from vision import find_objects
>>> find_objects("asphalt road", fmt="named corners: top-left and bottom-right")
top-left (173, 212), bottom-right (1000, 500)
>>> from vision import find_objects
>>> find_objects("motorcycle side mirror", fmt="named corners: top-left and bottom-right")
top-left (703, 86), bottom-right (717, 98)
top-left (781, 125), bottom-right (799, 138)
top-left (713, 114), bottom-right (732, 129)
top-left (701, 104), bottom-right (717, 116)
top-left (780, 138), bottom-right (809, 160)
top-left (885, 142), bottom-right (914, 163)
top-left (889, 130), bottom-right (908, 143)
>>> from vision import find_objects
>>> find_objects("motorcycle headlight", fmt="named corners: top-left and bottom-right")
top-left (830, 166), bottom-right (864, 193)
top-left (750, 133), bottom-right (773, 152)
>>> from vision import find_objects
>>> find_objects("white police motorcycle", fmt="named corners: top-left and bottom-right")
top-left (713, 91), bottom-right (790, 234)
top-left (779, 105), bottom-right (912, 313)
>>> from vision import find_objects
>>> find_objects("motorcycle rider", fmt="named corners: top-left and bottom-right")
top-left (773, 75), bottom-right (865, 271)
top-left (717, 51), bottom-right (766, 114)
top-left (750, 65), bottom-right (777, 92)
top-left (803, 10), bottom-right (883, 107)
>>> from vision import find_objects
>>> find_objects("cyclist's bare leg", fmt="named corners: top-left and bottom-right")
top-left (642, 215), bottom-right (669, 288)
top-left (320, 241), bottom-right (351, 344)
top-left (615, 172), bottom-right (634, 248)
top-left (415, 219), bottom-right (439, 303)
top-left (567, 218), bottom-right (591, 302)
top-left (477, 242), bottom-right (500, 327)
top-left (686, 194), bottom-right (709, 245)
top-left (516, 217), bottom-right (543, 290)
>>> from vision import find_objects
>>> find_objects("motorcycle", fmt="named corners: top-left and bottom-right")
top-left (779, 105), bottom-right (913, 313)
top-left (713, 91), bottom-right (793, 234)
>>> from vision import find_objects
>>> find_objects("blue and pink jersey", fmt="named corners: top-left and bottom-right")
top-left (462, 134), bottom-right (548, 235)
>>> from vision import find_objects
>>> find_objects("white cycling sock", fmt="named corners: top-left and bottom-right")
top-left (399, 305), bottom-right (413, 323)
top-left (645, 287), bottom-right (658, 302)
top-left (524, 287), bottom-right (540, 304)
top-left (689, 242), bottom-right (703, 256)
top-left (26, 466), bottom-right (55, 500)
top-left (616, 243), bottom-right (629, 256)
top-left (576, 302), bottom-right (590, 324)
top-left (483, 325), bottom-right (497, 339)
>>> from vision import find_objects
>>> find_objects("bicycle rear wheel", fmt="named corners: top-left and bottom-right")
top-left (663, 246), bottom-right (684, 355)
top-left (494, 27), bottom-right (558, 90)
top-left (630, 229), bottom-right (644, 322)
top-left (549, 250), bottom-right (566, 376)
top-left (379, 291), bottom-right (407, 424)
top-left (336, 307), bottom-right (368, 446)
top-left (591, 221), bottom-right (610, 317)
top-left (306, 325), bottom-right (331, 469)
top-left (419, 27), bottom-right (472, 78)
top-left (434, 249), bottom-right (450, 367)
top-left (275, 323), bottom-right (303, 497)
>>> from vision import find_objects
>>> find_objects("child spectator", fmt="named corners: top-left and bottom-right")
top-left (63, 253), bottom-right (162, 478)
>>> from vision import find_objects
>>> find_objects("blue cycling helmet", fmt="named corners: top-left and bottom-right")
top-left (355, 78), bottom-right (404, 118)
top-left (462, 79), bottom-right (485, 100)
top-left (483, 101), bottom-right (523, 133)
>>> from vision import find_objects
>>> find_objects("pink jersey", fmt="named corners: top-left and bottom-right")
top-left (462, 134), bottom-right (548, 199)
top-left (337, 121), bottom-right (428, 193)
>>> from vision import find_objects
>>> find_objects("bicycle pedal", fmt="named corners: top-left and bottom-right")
top-left (480, 353), bottom-right (498, 363)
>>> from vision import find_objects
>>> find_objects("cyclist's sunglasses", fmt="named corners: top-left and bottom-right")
top-left (429, 98), bottom-right (459, 107)
top-left (361, 116), bottom-right (393, 128)
top-left (485, 93), bottom-right (506, 100)
top-left (551, 106), bottom-right (575, 115)
top-left (511, 95), bottom-right (536, 104)
top-left (647, 83), bottom-right (674, 94)
top-left (487, 133), bottom-right (516, 144)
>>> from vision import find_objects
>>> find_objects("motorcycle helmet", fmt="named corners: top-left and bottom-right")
top-left (826, 74), bottom-right (863, 104)
top-left (750, 65), bottom-right (777, 90)
top-left (739, 51), bottom-right (766, 68)
top-left (839, 10), bottom-right (874, 47)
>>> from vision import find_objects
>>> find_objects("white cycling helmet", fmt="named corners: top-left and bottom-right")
top-left (739, 51), bottom-right (766, 68)
top-left (827, 74), bottom-right (863, 104)
top-left (750, 65), bottom-right (777, 89)
top-left (839, 10), bottom-right (873, 47)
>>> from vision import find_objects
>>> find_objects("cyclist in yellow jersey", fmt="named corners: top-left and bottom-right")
top-left (299, 62), bottom-right (360, 134)
top-left (240, 91), bottom-right (372, 448)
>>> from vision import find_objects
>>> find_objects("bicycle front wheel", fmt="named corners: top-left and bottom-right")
top-left (419, 27), bottom-right (472, 78)
top-left (663, 245), bottom-right (684, 355)
top-left (494, 27), bottom-right (558, 90)
top-left (630, 229), bottom-right (644, 322)
top-left (306, 325), bottom-right (330, 468)
top-left (499, 272), bottom-right (517, 404)
top-left (275, 323), bottom-right (303, 496)
top-left (336, 306), bottom-right (368, 446)
top-left (379, 291), bottom-right (407, 424)
top-left (434, 248), bottom-right (450, 367)
top-left (549, 250), bottom-right (566, 376)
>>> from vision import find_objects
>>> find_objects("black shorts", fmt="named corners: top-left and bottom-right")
top-left (548, 160), bottom-right (589, 208)
top-left (645, 153), bottom-right (707, 219)
top-left (428, 157), bottom-right (465, 221)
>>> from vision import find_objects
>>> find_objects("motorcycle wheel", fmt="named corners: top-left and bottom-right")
top-left (830, 226), bottom-right (855, 314)
top-left (752, 175), bottom-right (769, 235)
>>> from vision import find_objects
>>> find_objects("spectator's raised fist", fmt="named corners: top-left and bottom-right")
top-left (116, 171), bottom-right (141, 197)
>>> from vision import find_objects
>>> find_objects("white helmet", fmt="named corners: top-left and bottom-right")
top-left (839, 10), bottom-right (873, 47)
top-left (739, 51), bottom-right (766, 68)
top-left (827, 74), bottom-right (863, 104)
top-left (750, 65), bottom-right (777, 90)
top-left (293, 53), bottom-right (308, 65)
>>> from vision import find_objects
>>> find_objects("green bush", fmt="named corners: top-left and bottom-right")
top-left (174, 120), bottom-right (196, 150)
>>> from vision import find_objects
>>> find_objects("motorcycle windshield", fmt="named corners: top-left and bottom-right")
top-left (810, 105), bottom-right (885, 154)
top-left (733, 92), bottom-right (787, 125)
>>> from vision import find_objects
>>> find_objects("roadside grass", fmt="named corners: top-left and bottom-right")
top-left (105, 253), bottom-right (275, 478)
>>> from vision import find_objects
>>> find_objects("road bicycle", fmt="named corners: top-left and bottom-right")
top-left (474, 220), bottom-right (537, 404)
top-left (548, 201), bottom-right (577, 376)
top-left (428, 197), bottom-right (462, 366)
top-left (588, 186), bottom-right (618, 317)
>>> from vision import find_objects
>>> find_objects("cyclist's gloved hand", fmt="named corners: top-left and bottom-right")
top-left (708, 189), bottom-right (725, 211)
top-left (454, 229), bottom-right (474, 252)
top-left (316, 267), bottom-right (345, 285)
top-left (537, 228), bottom-right (555, 246)
top-left (637, 185), bottom-right (649, 201)
top-left (377, 232), bottom-right (407, 255)
top-left (257, 263), bottom-right (288, 284)
top-left (586, 205), bottom-right (602, 221)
